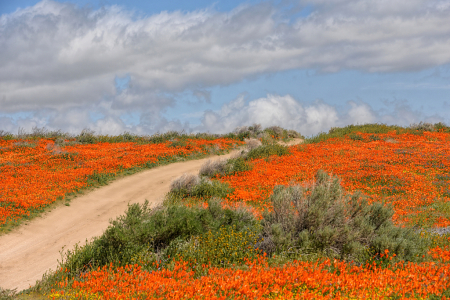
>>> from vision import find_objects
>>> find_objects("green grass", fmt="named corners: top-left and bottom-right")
top-left (304, 122), bottom-right (450, 144)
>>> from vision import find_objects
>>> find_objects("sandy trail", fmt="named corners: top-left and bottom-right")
top-left (0, 139), bottom-right (303, 291)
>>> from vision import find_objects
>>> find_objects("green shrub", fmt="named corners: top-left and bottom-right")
top-left (0, 130), bottom-right (14, 140)
top-left (434, 122), bottom-right (449, 132)
top-left (190, 179), bottom-right (234, 198)
top-left (258, 170), bottom-right (428, 264)
top-left (200, 156), bottom-right (252, 178)
top-left (0, 287), bottom-right (17, 300)
top-left (245, 143), bottom-right (290, 160)
top-left (369, 134), bottom-right (381, 141)
top-left (170, 174), bottom-right (201, 193)
top-left (199, 159), bottom-right (228, 177)
top-left (168, 140), bottom-right (188, 148)
top-left (170, 175), bottom-right (233, 198)
top-left (225, 157), bottom-right (252, 175)
top-left (224, 125), bottom-right (302, 143)
top-left (75, 129), bottom-right (96, 144)
top-left (237, 131), bottom-right (250, 141)
top-left (86, 171), bottom-right (116, 186)
top-left (409, 122), bottom-right (435, 132)
top-left (175, 224), bottom-right (262, 268)
top-left (349, 133), bottom-right (363, 141)
top-left (56, 198), bottom-right (259, 278)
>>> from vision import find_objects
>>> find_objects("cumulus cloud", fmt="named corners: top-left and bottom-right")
top-left (0, 0), bottom-right (449, 133)
top-left (195, 94), bottom-right (445, 136)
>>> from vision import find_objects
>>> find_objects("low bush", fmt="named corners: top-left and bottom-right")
top-left (168, 140), bottom-right (188, 148)
top-left (258, 170), bottom-right (429, 264)
top-left (223, 157), bottom-right (252, 175)
top-left (199, 159), bottom-right (228, 178)
top-left (170, 173), bottom-right (201, 193)
top-left (223, 124), bottom-right (302, 143)
top-left (0, 287), bottom-right (16, 300)
top-left (244, 138), bottom-right (262, 150)
top-left (175, 224), bottom-right (262, 269)
top-left (55, 198), bottom-right (259, 280)
top-left (245, 143), bottom-right (290, 160)
top-left (170, 175), bottom-right (233, 198)
top-left (199, 156), bottom-right (252, 178)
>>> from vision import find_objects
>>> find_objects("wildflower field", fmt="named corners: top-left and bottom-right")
top-left (0, 132), bottom-right (242, 230)
top-left (2, 124), bottom-right (450, 299)
top-left (219, 130), bottom-right (450, 228)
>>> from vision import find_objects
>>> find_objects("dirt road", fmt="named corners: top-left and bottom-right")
top-left (0, 139), bottom-right (302, 291)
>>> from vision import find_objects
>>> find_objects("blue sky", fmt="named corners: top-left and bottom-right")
top-left (1, 0), bottom-right (450, 136)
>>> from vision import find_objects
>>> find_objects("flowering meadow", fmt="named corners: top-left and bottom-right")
top-left (0, 136), bottom-right (241, 229)
top-left (48, 254), bottom-right (450, 300)
top-left (3, 125), bottom-right (450, 299)
top-left (219, 131), bottom-right (450, 228)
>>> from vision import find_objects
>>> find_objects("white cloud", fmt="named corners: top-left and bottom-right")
top-left (196, 94), bottom-right (341, 136)
top-left (0, 0), bottom-right (450, 133)
top-left (195, 94), bottom-right (446, 136)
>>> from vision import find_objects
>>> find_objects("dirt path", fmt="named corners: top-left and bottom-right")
top-left (0, 139), bottom-right (303, 291)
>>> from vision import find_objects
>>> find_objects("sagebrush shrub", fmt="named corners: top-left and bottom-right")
top-left (244, 138), bottom-right (262, 150)
top-left (258, 170), bottom-right (428, 264)
top-left (409, 122), bottom-right (435, 132)
top-left (199, 156), bottom-right (252, 177)
top-left (199, 159), bottom-right (228, 177)
top-left (248, 123), bottom-right (262, 134)
top-left (287, 129), bottom-right (301, 138)
top-left (170, 173), bottom-right (201, 193)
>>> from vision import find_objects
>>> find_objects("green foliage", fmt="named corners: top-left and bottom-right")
top-left (245, 143), bottom-right (290, 160)
top-left (86, 171), bottom-right (117, 186)
top-left (409, 122), bottom-right (443, 132)
top-left (13, 141), bottom-right (37, 148)
top-left (349, 133), bottom-right (363, 141)
top-left (305, 123), bottom-right (450, 144)
top-left (258, 170), bottom-right (429, 265)
top-left (369, 134), bottom-right (381, 141)
top-left (263, 126), bottom-right (285, 139)
top-left (171, 177), bottom-right (234, 199)
top-left (176, 224), bottom-right (262, 268)
top-left (223, 124), bottom-right (302, 143)
top-left (225, 157), bottom-right (252, 175)
top-left (0, 287), bottom-right (17, 300)
top-left (50, 152), bottom-right (79, 161)
top-left (75, 129), bottom-right (97, 144)
top-left (0, 130), bottom-right (14, 141)
top-left (6, 127), bottom-right (238, 145)
top-left (305, 123), bottom-right (406, 144)
top-left (237, 131), bottom-right (250, 141)
top-left (168, 140), bottom-right (188, 148)
top-left (434, 122), bottom-right (449, 132)
top-left (55, 199), bottom-right (259, 279)
top-left (200, 156), bottom-right (253, 178)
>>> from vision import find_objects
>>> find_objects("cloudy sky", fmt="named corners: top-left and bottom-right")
top-left (1, 0), bottom-right (450, 137)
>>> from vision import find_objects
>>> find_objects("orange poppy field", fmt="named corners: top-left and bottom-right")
top-left (2, 126), bottom-right (450, 299)
top-left (219, 131), bottom-right (450, 228)
top-left (0, 137), bottom-right (241, 228)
